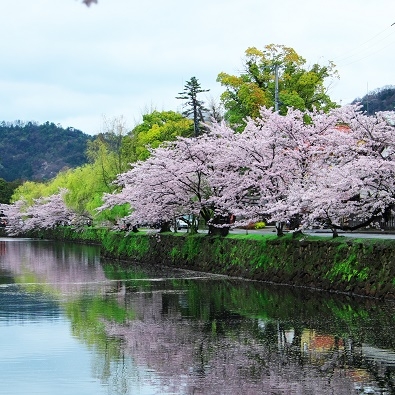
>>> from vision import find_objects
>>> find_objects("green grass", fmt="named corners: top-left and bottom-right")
top-left (227, 233), bottom-right (277, 241)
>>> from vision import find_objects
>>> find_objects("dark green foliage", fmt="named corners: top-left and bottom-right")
top-left (352, 85), bottom-right (395, 114)
top-left (176, 77), bottom-right (209, 137)
top-left (0, 178), bottom-right (22, 203)
top-left (0, 120), bottom-right (93, 181)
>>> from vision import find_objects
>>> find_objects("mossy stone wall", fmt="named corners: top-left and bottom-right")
top-left (29, 227), bottom-right (395, 299)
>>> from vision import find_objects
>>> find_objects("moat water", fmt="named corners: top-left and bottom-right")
top-left (1, 237), bottom-right (395, 394)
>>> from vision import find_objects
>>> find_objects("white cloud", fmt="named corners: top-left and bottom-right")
top-left (0, 0), bottom-right (394, 134)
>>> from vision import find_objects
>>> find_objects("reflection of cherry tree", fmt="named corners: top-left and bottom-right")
top-left (101, 291), bottom-right (368, 395)
top-left (2, 237), bottom-right (393, 393)
top-left (1, 239), bottom-right (106, 295)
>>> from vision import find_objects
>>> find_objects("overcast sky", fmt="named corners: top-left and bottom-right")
top-left (1, 0), bottom-right (394, 135)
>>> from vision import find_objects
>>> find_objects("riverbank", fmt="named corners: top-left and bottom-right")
top-left (25, 226), bottom-right (395, 300)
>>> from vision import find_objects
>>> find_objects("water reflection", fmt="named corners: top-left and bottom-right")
top-left (1, 238), bottom-right (395, 394)
top-left (100, 272), bottom-right (395, 395)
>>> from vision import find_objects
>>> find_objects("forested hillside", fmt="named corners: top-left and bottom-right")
top-left (352, 85), bottom-right (395, 114)
top-left (0, 121), bottom-right (93, 181)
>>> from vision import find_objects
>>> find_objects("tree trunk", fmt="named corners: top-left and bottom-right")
top-left (208, 215), bottom-right (230, 236)
top-left (331, 227), bottom-right (339, 238)
top-left (208, 224), bottom-right (229, 236)
top-left (188, 214), bottom-right (199, 234)
top-left (159, 221), bottom-right (171, 233)
top-left (276, 221), bottom-right (284, 237)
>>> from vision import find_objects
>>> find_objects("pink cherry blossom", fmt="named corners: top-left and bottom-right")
top-left (1, 189), bottom-right (77, 235)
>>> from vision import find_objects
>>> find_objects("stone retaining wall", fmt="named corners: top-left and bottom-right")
top-left (27, 227), bottom-right (395, 299)
top-left (129, 234), bottom-right (395, 299)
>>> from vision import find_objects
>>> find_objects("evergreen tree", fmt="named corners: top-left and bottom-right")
top-left (176, 77), bottom-right (209, 137)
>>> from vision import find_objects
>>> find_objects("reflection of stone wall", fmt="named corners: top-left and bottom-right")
top-left (36, 228), bottom-right (395, 299)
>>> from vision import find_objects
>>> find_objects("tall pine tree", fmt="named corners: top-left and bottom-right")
top-left (176, 77), bottom-right (209, 137)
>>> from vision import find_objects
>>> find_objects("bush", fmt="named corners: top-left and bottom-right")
top-left (240, 221), bottom-right (266, 230)
top-left (254, 221), bottom-right (266, 229)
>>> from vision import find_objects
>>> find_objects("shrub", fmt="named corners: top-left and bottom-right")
top-left (254, 221), bottom-right (266, 229)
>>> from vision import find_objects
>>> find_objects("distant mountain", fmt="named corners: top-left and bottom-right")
top-left (352, 85), bottom-right (395, 114)
top-left (0, 121), bottom-right (94, 182)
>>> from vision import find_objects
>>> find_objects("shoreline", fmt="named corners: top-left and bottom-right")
top-left (19, 226), bottom-right (395, 300)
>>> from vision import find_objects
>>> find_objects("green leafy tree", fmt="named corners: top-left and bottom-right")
top-left (11, 162), bottom-right (126, 225)
top-left (86, 116), bottom-right (132, 190)
top-left (11, 180), bottom-right (50, 204)
top-left (217, 44), bottom-right (338, 130)
top-left (176, 77), bottom-right (210, 137)
top-left (130, 110), bottom-right (194, 161)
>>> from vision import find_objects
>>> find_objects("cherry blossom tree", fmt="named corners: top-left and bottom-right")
top-left (212, 105), bottom-right (395, 237)
top-left (99, 105), bottom-right (395, 237)
top-left (4, 103), bottom-right (395, 238)
top-left (28, 189), bottom-right (77, 230)
top-left (241, 105), bottom-right (395, 237)
top-left (228, 106), bottom-right (343, 235)
top-left (101, 140), bottom-right (196, 233)
top-left (1, 189), bottom-right (77, 236)
top-left (0, 199), bottom-right (29, 236)
top-left (100, 128), bottom-right (256, 235)
top-left (291, 106), bottom-right (395, 236)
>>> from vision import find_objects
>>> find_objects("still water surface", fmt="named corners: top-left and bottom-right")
top-left (1, 238), bottom-right (395, 394)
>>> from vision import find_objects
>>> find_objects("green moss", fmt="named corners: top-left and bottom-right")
top-left (170, 246), bottom-right (181, 261)
top-left (181, 236), bottom-right (203, 260)
top-left (325, 243), bottom-right (370, 283)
